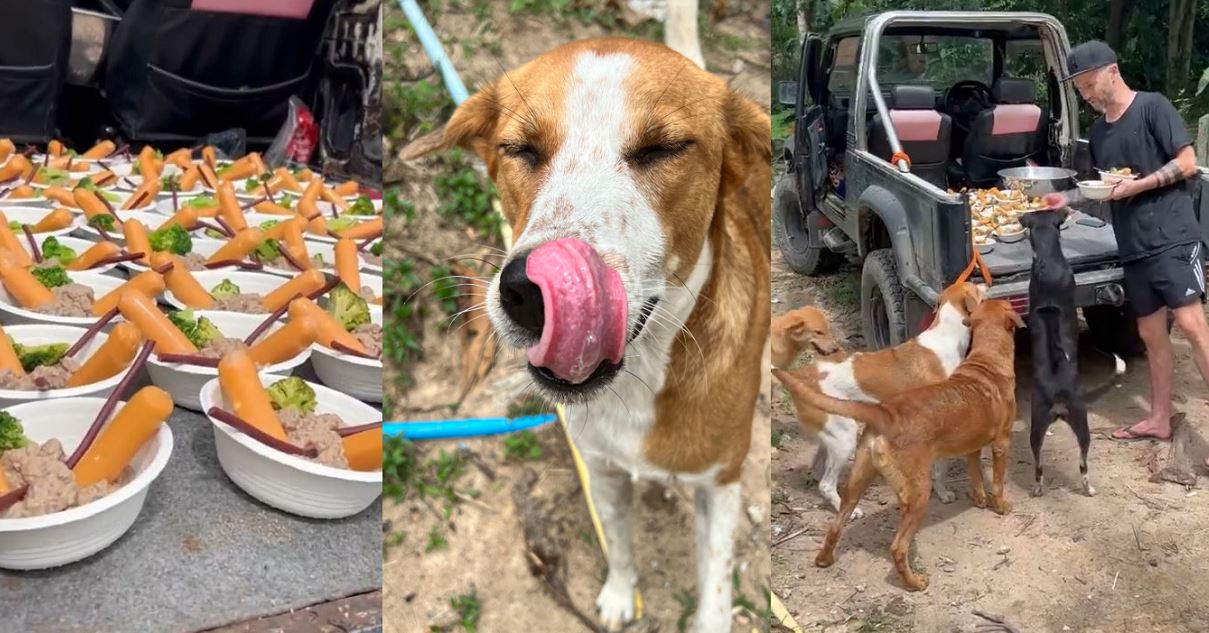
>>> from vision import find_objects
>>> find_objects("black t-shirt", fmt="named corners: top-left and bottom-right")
top-left (1088, 91), bottom-right (1198, 263)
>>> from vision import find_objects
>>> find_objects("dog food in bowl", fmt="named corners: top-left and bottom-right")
top-left (1077, 180), bottom-right (1116, 200)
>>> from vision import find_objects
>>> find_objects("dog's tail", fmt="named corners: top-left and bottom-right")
top-left (1084, 351), bottom-right (1126, 403)
top-left (771, 367), bottom-right (893, 435)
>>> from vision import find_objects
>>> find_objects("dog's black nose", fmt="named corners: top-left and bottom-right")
top-left (499, 252), bottom-right (544, 338)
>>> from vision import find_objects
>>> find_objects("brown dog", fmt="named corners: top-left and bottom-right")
top-left (773, 299), bottom-right (1022, 591)
top-left (770, 305), bottom-right (841, 369)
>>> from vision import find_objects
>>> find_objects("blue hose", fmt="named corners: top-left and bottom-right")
top-left (399, 0), bottom-right (469, 105)
top-left (384, 414), bottom-right (558, 440)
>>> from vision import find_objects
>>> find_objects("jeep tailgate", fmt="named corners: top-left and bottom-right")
top-left (979, 208), bottom-right (1118, 276)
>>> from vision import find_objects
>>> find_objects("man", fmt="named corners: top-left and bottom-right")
top-left (1044, 41), bottom-right (1205, 453)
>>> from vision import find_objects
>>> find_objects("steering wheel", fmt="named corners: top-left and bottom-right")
top-left (944, 80), bottom-right (994, 133)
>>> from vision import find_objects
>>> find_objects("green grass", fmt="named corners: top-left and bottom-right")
top-left (430, 264), bottom-right (461, 320)
top-left (503, 430), bottom-right (543, 461)
top-left (383, 436), bottom-right (419, 501)
top-left (383, 256), bottom-right (425, 393)
top-left (433, 151), bottom-right (502, 241)
top-left (771, 109), bottom-right (793, 143)
top-left (449, 591), bottom-right (482, 632)
top-left (383, 187), bottom-right (415, 223)
top-left (771, 430), bottom-right (785, 448)
top-left (823, 275), bottom-right (859, 308)
top-left (426, 524), bottom-right (449, 553)
top-left (673, 590), bottom-right (697, 633)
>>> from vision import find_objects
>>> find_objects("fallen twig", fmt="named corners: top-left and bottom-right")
top-left (973, 609), bottom-right (1023, 633)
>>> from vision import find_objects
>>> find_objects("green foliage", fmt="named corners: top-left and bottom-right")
top-left (434, 151), bottom-right (501, 240)
top-left (148, 224), bottom-right (193, 256)
top-left (503, 430), bottom-right (542, 461)
top-left (430, 265), bottom-right (460, 319)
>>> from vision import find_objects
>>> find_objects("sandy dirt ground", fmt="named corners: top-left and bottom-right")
top-left (384, 2), bottom-right (773, 631)
top-left (770, 252), bottom-right (1209, 633)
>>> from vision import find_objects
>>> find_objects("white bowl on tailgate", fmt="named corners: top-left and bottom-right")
top-left (0, 193), bottom-right (54, 208)
top-left (1077, 180), bottom-right (1116, 201)
top-left (309, 303), bottom-right (382, 403)
top-left (0, 271), bottom-right (126, 328)
top-left (154, 194), bottom-right (218, 216)
top-left (19, 236), bottom-right (120, 275)
top-left (0, 207), bottom-right (82, 240)
top-left (73, 210), bottom-right (198, 243)
top-left (199, 374), bottom-right (381, 519)
top-left (146, 311), bottom-right (309, 411)
top-left (162, 270), bottom-right (284, 316)
top-left (0, 325), bottom-right (130, 409)
top-left (0, 397), bottom-right (173, 570)
top-left (122, 239), bottom-right (227, 275)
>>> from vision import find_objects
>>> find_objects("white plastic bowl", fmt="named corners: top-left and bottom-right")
top-left (73, 210), bottom-right (200, 243)
top-left (121, 238), bottom-right (227, 275)
top-left (0, 325), bottom-right (131, 409)
top-left (0, 193), bottom-right (54, 208)
top-left (153, 195), bottom-right (218, 215)
top-left (0, 271), bottom-right (126, 327)
top-left (116, 175), bottom-right (205, 199)
top-left (163, 270), bottom-right (284, 316)
top-left (19, 236), bottom-right (119, 275)
top-left (309, 303), bottom-right (382, 403)
top-left (0, 207), bottom-right (82, 240)
top-left (0, 397), bottom-right (173, 570)
top-left (1077, 180), bottom-right (1116, 201)
top-left (146, 311), bottom-right (309, 411)
top-left (199, 374), bottom-right (381, 519)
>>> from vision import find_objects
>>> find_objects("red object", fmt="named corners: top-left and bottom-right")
top-left (285, 101), bottom-right (319, 165)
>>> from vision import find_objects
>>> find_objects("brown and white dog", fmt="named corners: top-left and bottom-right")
top-left (771, 283), bottom-right (985, 518)
top-left (403, 38), bottom-right (769, 633)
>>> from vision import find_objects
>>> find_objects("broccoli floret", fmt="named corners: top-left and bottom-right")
top-left (65, 148), bottom-right (78, 158)
top-left (148, 223), bottom-right (193, 256)
top-left (266, 376), bottom-right (316, 415)
top-left (203, 227), bottom-right (227, 239)
top-left (210, 279), bottom-right (241, 299)
top-left (279, 194), bottom-right (297, 209)
top-left (186, 194), bottom-right (217, 208)
top-left (30, 265), bottom-right (70, 289)
top-left (369, 241), bottom-right (383, 256)
top-left (131, 162), bottom-right (140, 176)
top-left (252, 238), bottom-right (281, 262)
top-left (244, 174), bottom-right (271, 193)
top-left (347, 195), bottom-right (375, 216)
top-left (327, 217), bottom-right (358, 233)
top-left (313, 253), bottom-right (325, 265)
top-left (6, 221), bottom-right (20, 232)
top-left (41, 236), bottom-right (77, 265)
top-left (0, 412), bottom-right (31, 452)
top-left (88, 214), bottom-right (116, 231)
top-left (12, 342), bottom-right (68, 372)
top-left (167, 309), bottom-right (224, 348)
top-left (161, 174), bottom-right (181, 191)
top-left (258, 220), bottom-right (281, 230)
top-left (327, 282), bottom-right (370, 332)
top-left (77, 176), bottom-right (96, 191)
top-left (38, 167), bottom-right (70, 185)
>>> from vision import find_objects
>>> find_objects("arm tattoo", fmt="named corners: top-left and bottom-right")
top-left (1152, 159), bottom-right (1189, 188)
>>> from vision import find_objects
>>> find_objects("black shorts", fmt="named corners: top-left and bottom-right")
top-left (1123, 242), bottom-right (1206, 317)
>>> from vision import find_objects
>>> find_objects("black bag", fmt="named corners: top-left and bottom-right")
top-left (0, 0), bottom-right (72, 144)
top-left (103, 0), bottom-right (338, 146)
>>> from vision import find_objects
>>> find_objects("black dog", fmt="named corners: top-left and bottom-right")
top-left (1021, 210), bottom-right (1123, 498)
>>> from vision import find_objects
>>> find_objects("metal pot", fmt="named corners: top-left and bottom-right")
top-left (997, 166), bottom-right (1078, 196)
top-left (67, 9), bottom-right (120, 87)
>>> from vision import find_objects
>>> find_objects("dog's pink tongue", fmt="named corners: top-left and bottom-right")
top-left (525, 238), bottom-right (627, 384)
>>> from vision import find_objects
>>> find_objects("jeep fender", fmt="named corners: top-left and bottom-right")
top-left (855, 186), bottom-right (918, 283)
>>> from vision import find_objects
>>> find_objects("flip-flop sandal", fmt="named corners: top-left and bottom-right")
top-left (1110, 427), bottom-right (1171, 442)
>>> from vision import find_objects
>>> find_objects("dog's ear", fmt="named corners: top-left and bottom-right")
top-left (786, 319), bottom-right (810, 340)
top-left (398, 83), bottom-right (501, 172)
top-left (962, 289), bottom-right (981, 316)
top-left (719, 90), bottom-right (772, 252)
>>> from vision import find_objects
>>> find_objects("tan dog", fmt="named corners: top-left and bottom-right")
top-left (404, 37), bottom-right (769, 633)
top-left (774, 299), bottom-right (1022, 591)
top-left (770, 305), bottom-right (841, 369)
top-left (771, 283), bottom-right (985, 518)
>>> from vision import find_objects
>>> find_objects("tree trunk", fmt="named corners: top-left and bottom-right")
top-left (1166, 0), bottom-right (1196, 96)
top-left (1105, 0), bottom-right (1131, 52)
top-left (797, 0), bottom-right (810, 36)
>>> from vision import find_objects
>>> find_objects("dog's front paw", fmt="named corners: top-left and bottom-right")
top-left (990, 495), bottom-right (1012, 515)
top-left (1031, 482), bottom-right (1045, 497)
top-left (815, 548), bottom-right (835, 567)
top-left (596, 577), bottom-right (636, 631)
top-left (849, 506), bottom-right (864, 521)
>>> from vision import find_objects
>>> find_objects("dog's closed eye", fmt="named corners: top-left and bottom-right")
top-left (626, 139), bottom-right (694, 168)
top-left (499, 143), bottom-right (543, 169)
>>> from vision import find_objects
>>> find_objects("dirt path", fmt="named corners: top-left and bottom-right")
top-left (384, 2), bottom-right (772, 630)
top-left (771, 252), bottom-right (1209, 633)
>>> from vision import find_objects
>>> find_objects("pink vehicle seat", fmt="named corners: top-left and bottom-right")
top-left (959, 78), bottom-right (1044, 188)
top-left (868, 85), bottom-right (952, 189)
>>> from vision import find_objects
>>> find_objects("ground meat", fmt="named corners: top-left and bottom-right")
top-left (1, 439), bottom-right (113, 518)
top-left (353, 323), bottom-right (382, 359)
top-left (278, 409), bottom-right (349, 469)
top-left (262, 253), bottom-right (329, 271)
top-left (34, 284), bottom-right (95, 317)
top-left (32, 260), bottom-right (61, 270)
top-left (211, 293), bottom-right (266, 313)
top-left (198, 337), bottom-right (249, 359)
top-left (0, 356), bottom-right (82, 390)
top-left (358, 286), bottom-right (376, 302)
top-left (361, 252), bottom-right (382, 267)
top-left (182, 252), bottom-right (207, 271)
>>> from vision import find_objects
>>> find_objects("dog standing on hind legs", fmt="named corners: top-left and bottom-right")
top-left (1020, 209), bottom-right (1124, 498)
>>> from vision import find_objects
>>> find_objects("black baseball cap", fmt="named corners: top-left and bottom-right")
top-left (1060, 40), bottom-right (1118, 81)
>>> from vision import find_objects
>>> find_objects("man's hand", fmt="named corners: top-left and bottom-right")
top-left (1108, 177), bottom-right (1147, 200)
